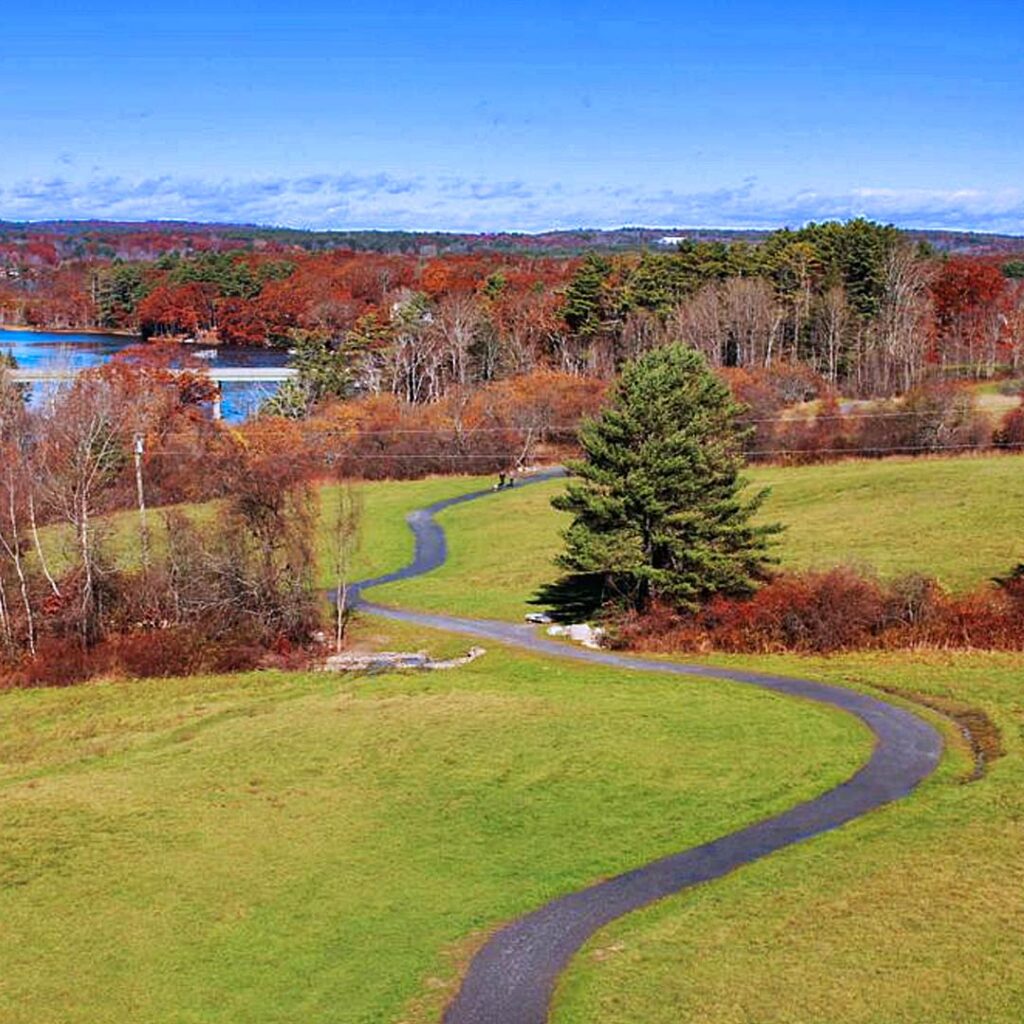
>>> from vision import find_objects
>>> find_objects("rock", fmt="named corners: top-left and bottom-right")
top-left (545, 623), bottom-right (605, 649)
top-left (321, 647), bottom-right (486, 673)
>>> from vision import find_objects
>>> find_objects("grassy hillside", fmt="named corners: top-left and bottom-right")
top-left (554, 648), bottom-right (1024, 1024)
top-left (36, 476), bottom-right (494, 586)
top-left (9, 455), bottom-right (1024, 1023)
top-left (372, 454), bottom-right (1024, 620)
top-left (0, 619), bottom-right (866, 1024)
top-left (754, 454), bottom-right (1024, 588)
top-left (42, 454), bottom-right (1023, 617)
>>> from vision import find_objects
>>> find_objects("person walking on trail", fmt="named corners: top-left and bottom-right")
top-left (495, 471), bottom-right (507, 490)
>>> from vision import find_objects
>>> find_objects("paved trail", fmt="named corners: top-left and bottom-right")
top-left (350, 470), bottom-right (943, 1024)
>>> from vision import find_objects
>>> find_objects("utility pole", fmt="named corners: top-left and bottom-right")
top-left (133, 434), bottom-right (150, 570)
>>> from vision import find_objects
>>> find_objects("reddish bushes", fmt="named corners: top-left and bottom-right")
top-left (1, 629), bottom-right (277, 691)
top-left (611, 567), bottom-right (1024, 654)
top-left (994, 396), bottom-right (1024, 448)
top-left (743, 379), bottom-right (995, 464)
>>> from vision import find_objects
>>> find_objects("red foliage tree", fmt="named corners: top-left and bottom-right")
top-left (930, 258), bottom-right (1008, 374)
top-left (138, 283), bottom-right (216, 337)
top-left (216, 297), bottom-right (267, 345)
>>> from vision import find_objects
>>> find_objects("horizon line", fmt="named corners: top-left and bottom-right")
top-left (3, 216), bottom-right (1024, 240)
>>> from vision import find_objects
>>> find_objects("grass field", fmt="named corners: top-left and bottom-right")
top-left (0, 620), bottom-right (867, 1024)
top-left (11, 453), bottom-right (1024, 1023)
top-left (42, 454), bottom-right (1024, 618)
top-left (553, 648), bottom-right (1024, 1024)
top-left (372, 454), bottom-right (1024, 620)
top-left (35, 475), bottom-right (494, 587)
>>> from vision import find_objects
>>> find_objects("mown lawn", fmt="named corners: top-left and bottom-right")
top-left (753, 454), bottom-right (1024, 588)
top-left (0, 619), bottom-right (867, 1024)
top-left (10, 457), bottom-right (1024, 1023)
top-left (41, 454), bottom-right (1024, 618)
top-left (370, 479), bottom-right (564, 620)
top-left (552, 648), bottom-right (1024, 1024)
top-left (372, 454), bottom-right (1024, 620)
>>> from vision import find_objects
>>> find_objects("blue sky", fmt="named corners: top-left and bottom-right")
top-left (2, 1), bottom-right (1022, 232)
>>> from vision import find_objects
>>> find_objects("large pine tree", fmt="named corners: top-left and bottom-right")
top-left (552, 343), bottom-right (780, 612)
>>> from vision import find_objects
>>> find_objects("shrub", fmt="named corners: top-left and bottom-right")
top-left (994, 396), bottom-right (1024, 449)
top-left (721, 363), bottom-right (828, 456)
top-left (772, 393), bottom-right (855, 463)
top-left (611, 565), bottom-right (1024, 654)
top-left (854, 381), bottom-right (989, 456)
top-left (700, 568), bottom-right (890, 653)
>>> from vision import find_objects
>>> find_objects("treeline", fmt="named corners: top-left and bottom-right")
top-left (3, 220), bottom-right (1024, 404)
top-left (5, 219), bottom-right (1024, 262)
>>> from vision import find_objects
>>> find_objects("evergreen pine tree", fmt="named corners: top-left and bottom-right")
top-left (563, 253), bottom-right (611, 337)
top-left (552, 343), bottom-right (781, 612)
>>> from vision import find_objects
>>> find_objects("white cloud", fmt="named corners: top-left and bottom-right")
top-left (1, 174), bottom-right (1022, 234)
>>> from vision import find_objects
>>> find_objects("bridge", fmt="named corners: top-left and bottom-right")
top-left (9, 367), bottom-right (298, 384)
top-left (9, 366), bottom-right (297, 419)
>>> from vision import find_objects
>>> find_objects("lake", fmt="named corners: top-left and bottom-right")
top-left (0, 328), bottom-right (290, 422)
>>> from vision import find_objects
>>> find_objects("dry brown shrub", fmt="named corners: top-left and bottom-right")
top-left (613, 567), bottom-right (1024, 655)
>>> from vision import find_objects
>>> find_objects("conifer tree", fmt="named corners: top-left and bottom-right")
top-left (552, 343), bottom-right (780, 612)
top-left (563, 253), bottom-right (611, 337)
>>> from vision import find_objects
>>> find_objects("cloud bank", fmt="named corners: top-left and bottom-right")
top-left (1, 173), bottom-right (1022, 234)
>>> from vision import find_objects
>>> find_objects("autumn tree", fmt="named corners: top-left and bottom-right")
top-left (931, 257), bottom-right (1008, 376)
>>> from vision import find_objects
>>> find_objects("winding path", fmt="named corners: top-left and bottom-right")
top-left (350, 470), bottom-right (944, 1024)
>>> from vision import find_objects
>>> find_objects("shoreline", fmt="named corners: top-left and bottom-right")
top-left (0, 323), bottom-right (140, 339)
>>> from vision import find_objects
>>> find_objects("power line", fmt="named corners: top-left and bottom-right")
top-left (101, 404), bottom-right (1022, 441)
top-left (136, 442), bottom-right (1024, 459)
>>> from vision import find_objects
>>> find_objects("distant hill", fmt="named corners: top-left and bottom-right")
top-left (1, 219), bottom-right (1022, 260)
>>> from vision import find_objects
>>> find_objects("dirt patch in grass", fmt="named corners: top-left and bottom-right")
top-left (879, 686), bottom-right (1004, 781)
top-left (398, 924), bottom-right (497, 1024)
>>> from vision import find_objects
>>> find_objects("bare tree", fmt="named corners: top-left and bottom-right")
top-left (876, 247), bottom-right (934, 395)
top-left (0, 461), bottom-right (36, 654)
top-left (329, 482), bottom-right (361, 651)
top-left (720, 277), bottom-right (783, 367)
top-left (814, 285), bottom-right (851, 387)
top-left (0, 366), bottom-right (33, 654)
top-left (37, 378), bottom-right (130, 646)
top-left (668, 279), bottom-right (781, 369)
top-left (1005, 281), bottom-right (1024, 374)
top-left (432, 293), bottom-right (482, 389)
top-left (669, 285), bottom-right (723, 365)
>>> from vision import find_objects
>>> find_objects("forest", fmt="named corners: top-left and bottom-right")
top-left (4, 218), bottom-right (1024, 470)
top-left (3, 220), bottom-right (1023, 401)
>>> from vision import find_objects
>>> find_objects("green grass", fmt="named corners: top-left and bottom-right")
top-left (48, 454), bottom-right (1024, 618)
top-left (314, 476), bottom-right (492, 587)
top-left (14, 456), bottom-right (1024, 1022)
top-left (0, 620), bottom-right (867, 1024)
top-left (36, 476), bottom-right (493, 586)
top-left (753, 455), bottom-right (1024, 589)
top-left (372, 480), bottom-right (565, 619)
top-left (552, 648), bottom-right (1024, 1024)
top-left (372, 454), bottom-right (1024, 620)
